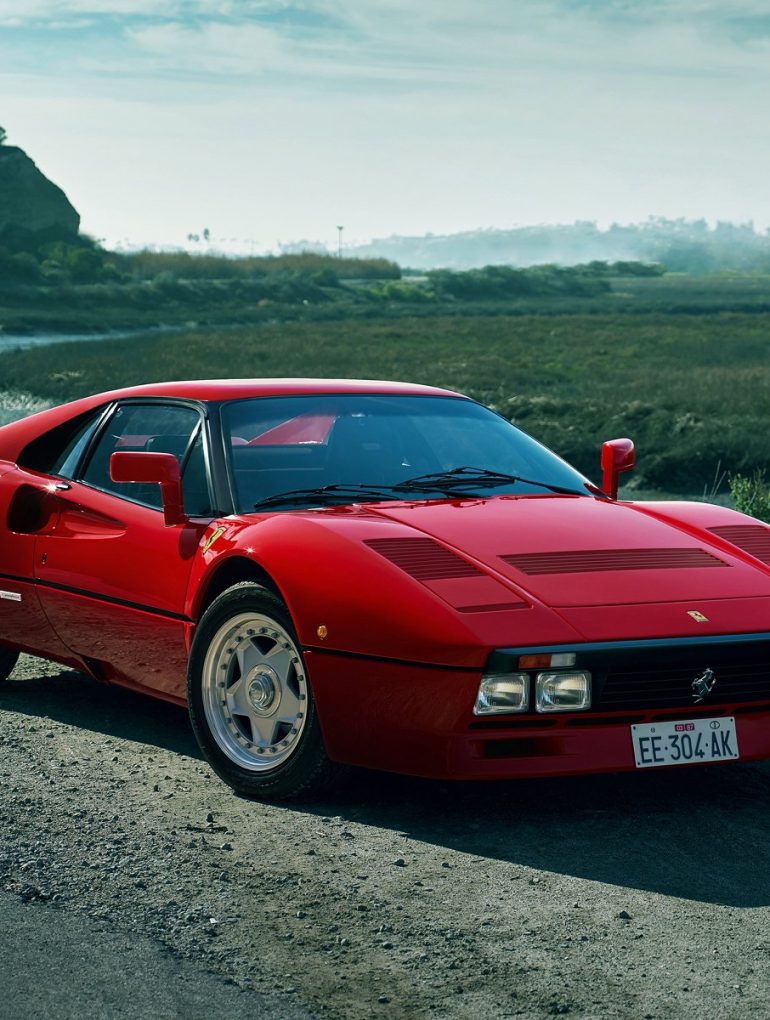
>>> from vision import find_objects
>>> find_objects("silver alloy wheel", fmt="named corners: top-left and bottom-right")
top-left (201, 612), bottom-right (308, 771)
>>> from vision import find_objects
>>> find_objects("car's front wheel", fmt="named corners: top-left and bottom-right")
top-left (0, 646), bottom-right (19, 683)
top-left (187, 583), bottom-right (335, 800)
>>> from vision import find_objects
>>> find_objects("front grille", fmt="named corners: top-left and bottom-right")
top-left (487, 635), bottom-right (770, 716)
top-left (598, 660), bottom-right (770, 712)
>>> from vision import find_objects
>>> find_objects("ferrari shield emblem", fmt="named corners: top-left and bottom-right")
top-left (202, 526), bottom-right (226, 554)
top-left (687, 610), bottom-right (709, 623)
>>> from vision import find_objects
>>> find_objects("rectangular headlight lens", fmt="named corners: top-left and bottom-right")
top-left (535, 670), bottom-right (592, 712)
top-left (474, 673), bottom-right (529, 715)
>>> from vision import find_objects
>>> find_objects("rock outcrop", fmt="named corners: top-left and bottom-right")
top-left (0, 145), bottom-right (80, 247)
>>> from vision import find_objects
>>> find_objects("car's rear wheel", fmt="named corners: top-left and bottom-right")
top-left (187, 583), bottom-right (335, 800)
top-left (0, 646), bottom-right (19, 683)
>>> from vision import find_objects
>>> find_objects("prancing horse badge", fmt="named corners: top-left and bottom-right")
top-left (687, 610), bottom-right (709, 623)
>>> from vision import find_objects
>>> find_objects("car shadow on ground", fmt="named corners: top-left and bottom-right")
top-left (1, 667), bottom-right (201, 760)
top-left (307, 764), bottom-right (770, 909)
top-left (4, 667), bottom-right (770, 908)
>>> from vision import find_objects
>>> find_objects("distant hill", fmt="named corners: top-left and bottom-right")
top-left (0, 144), bottom-right (80, 249)
top-left (349, 219), bottom-right (770, 273)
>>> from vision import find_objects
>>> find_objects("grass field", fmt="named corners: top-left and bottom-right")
top-left (2, 268), bottom-right (770, 336)
top-left (2, 305), bottom-right (768, 493)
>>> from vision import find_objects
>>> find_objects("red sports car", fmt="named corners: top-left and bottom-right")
top-left (1, 379), bottom-right (769, 799)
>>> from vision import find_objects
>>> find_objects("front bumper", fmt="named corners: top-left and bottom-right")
top-left (456, 702), bottom-right (770, 779)
top-left (306, 633), bottom-right (770, 780)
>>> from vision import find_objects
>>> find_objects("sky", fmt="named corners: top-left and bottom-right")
top-left (1, 0), bottom-right (769, 252)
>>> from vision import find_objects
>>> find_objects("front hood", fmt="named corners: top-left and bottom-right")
top-left (368, 495), bottom-right (770, 608)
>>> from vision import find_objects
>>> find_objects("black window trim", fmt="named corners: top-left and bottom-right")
top-left (70, 397), bottom-right (220, 519)
top-left (18, 401), bottom-right (113, 480)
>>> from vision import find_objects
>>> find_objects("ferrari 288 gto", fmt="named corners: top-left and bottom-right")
top-left (1, 379), bottom-right (770, 799)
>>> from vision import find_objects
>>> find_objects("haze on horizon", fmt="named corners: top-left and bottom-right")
top-left (1, 0), bottom-right (769, 254)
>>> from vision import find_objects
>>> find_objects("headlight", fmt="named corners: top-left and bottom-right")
top-left (535, 670), bottom-right (591, 712)
top-left (473, 673), bottom-right (529, 715)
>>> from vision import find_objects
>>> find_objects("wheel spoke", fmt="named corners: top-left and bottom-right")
top-left (248, 712), bottom-right (279, 746)
top-left (236, 639), bottom-right (261, 677)
top-left (263, 644), bottom-right (293, 680)
top-left (278, 686), bottom-right (302, 724)
top-left (225, 674), bottom-right (252, 718)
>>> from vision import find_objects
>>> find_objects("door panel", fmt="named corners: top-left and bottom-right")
top-left (37, 586), bottom-right (192, 701)
top-left (35, 481), bottom-right (208, 698)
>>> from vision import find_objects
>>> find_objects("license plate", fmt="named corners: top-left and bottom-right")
top-left (631, 717), bottom-right (739, 769)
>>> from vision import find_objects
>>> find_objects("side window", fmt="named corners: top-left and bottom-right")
top-left (17, 407), bottom-right (105, 477)
top-left (80, 403), bottom-right (203, 510)
top-left (55, 415), bottom-right (104, 478)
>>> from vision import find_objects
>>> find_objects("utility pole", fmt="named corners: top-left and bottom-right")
top-left (336, 225), bottom-right (344, 258)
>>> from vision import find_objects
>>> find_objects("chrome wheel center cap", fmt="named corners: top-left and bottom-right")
top-left (247, 667), bottom-right (280, 713)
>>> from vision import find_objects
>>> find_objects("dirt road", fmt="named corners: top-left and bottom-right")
top-left (2, 655), bottom-right (769, 1019)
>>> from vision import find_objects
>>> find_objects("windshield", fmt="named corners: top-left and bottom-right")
top-left (222, 394), bottom-right (594, 512)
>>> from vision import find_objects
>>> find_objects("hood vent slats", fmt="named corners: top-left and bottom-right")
top-left (709, 525), bottom-right (770, 565)
top-left (501, 548), bottom-right (728, 576)
top-left (364, 537), bottom-right (482, 580)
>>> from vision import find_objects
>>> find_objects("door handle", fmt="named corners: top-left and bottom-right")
top-left (54, 483), bottom-right (71, 491)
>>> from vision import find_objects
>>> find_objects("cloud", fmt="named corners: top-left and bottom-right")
top-left (23, 0), bottom-right (740, 94)
top-left (125, 20), bottom-right (288, 75)
top-left (3, 1), bottom-right (768, 140)
top-left (0, 1), bottom-right (341, 22)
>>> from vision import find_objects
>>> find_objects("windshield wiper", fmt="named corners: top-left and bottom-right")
top-left (253, 483), bottom-right (403, 511)
top-left (252, 467), bottom-right (588, 510)
top-left (393, 466), bottom-right (586, 497)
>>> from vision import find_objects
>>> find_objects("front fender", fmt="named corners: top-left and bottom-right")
top-left (184, 513), bottom-right (581, 668)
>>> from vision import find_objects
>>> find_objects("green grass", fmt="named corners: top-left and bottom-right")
top-left (3, 309), bottom-right (768, 493)
top-left (3, 269), bottom-right (770, 336)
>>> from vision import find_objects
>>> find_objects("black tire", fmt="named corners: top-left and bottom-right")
top-left (187, 582), bottom-right (336, 800)
top-left (0, 646), bottom-right (19, 683)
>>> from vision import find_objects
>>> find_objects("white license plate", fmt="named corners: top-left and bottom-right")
top-left (631, 717), bottom-right (739, 769)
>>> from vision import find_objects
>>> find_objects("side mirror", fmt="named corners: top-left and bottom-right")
top-left (600, 438), bottom-right (635, 500)
top-left (110, 451), bottom-right (186, 527)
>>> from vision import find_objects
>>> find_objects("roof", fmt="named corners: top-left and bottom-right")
top-left (0, 378), bottom-right (467, 464)
top-left (99, 378), bottom-right (462, 401)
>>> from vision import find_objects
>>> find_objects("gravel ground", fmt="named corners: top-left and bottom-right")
top-left (2, 655), bottom-right (770, 1019)
top-left (0, 888), bottom-right (305, 1019)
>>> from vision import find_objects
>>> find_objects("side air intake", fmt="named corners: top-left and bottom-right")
top-left (364, 537), bottom-right (482, 580)
top-left (501, 548), bottom-right (728, 576)
top-left (709, 525), bottom-right (770, 565)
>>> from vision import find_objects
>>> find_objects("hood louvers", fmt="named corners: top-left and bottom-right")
top-left (364, 537), bottom-right (482, 580)
top-left (501, 548), bottom-right (728, 576)
top-left (709, 525), bottom-right (770, 565)
top-left (364, 537), bottom-right (525, 613)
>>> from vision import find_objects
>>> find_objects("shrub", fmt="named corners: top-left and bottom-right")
top-left (728, 471), bottom-right (770, 523)
top-left (117, 250), bottom-right (399, 283)
top-left (426, 264), bottom-right (611, 300)
top-left (0, 251), bottom-right (41, 282)
top-left (365, 282), bottom-right (436, 302)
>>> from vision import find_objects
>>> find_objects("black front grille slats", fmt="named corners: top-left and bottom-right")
top-left (597, 659), bottom-right (770, 712)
